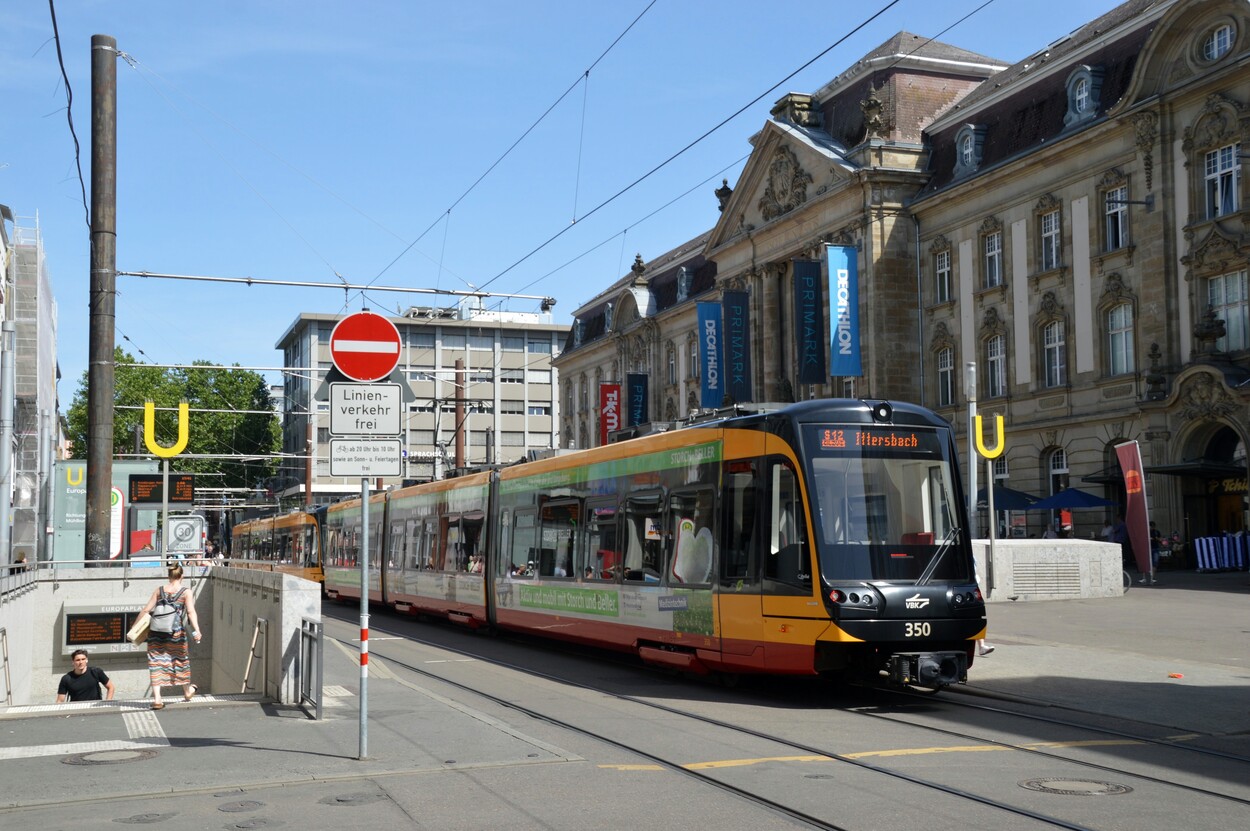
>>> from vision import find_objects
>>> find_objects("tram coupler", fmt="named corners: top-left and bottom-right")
top-left (886, 651), bottom-right (967, 688)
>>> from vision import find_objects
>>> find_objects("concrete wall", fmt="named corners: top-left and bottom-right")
top-left (209, 567), bottom-right (321, 704)
top-left (0, 565), bottom-right (319, 707)
top-left (974, 539), bottom-right (1123, 602)
top-left (0, 571), bottom-right (39, 704)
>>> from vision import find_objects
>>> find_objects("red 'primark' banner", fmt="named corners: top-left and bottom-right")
top-left (1115, 440), bottom-right (1153, 575)
top-left (599, 383), bottom-right (621, 447)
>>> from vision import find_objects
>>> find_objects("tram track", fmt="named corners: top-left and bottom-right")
top-left (326, 609), bottom-right (1152, 830)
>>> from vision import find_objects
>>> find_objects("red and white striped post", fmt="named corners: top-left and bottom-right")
top-left (358, 476), bottom-right (369, 760)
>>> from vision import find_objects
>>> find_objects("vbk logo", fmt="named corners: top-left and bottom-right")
top-left (905, 593), bottom-right (930, 609)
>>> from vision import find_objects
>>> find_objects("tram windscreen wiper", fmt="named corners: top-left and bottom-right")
top-left (916, 526), bottom-right (958, 587)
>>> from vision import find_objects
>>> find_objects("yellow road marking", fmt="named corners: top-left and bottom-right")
top-left (598, 738), bottom-right (1146, 771)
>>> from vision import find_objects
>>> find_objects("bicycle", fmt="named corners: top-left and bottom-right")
top-left (1122, 569), bottom-right (1132, 593)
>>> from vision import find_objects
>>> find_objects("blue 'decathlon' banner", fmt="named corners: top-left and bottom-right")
top-left (722, 290), bottom-right (752, 403)
top-left (696, 302), bottom-right (724, 408)
top-left (827, 244), bottom-right (862, 377)
top-left (626, 373), bottom-right (649, 426)
top-left (792, 260), bottom-right (826, 384)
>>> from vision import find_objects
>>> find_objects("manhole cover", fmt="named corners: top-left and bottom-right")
top-left (114, 814), bottom-right (176, 824)
top-left (804, 774), bottom-right (836, 780)
top-left (64, 749), bottom-right (160, 765)
top-left (1020, 778), bottom-right (1133, 796)
top-left (223, 820), bottom-right (274, 830)
top-left (318, 792), bottom-right (387, 806)
top-left (218, 801), bottom-right (265, 813)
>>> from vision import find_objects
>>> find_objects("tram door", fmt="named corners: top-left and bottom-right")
top-left (761, 435), bottom-right (816, 620)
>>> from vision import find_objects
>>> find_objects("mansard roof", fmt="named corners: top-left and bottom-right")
top-left (560, 232), bottom-right (715, 356)
top-left (918, 0), bottom-right (1168, 196)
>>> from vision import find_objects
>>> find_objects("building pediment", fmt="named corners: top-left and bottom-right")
top-left (706, 119), bottom-right (856, 253)
top-left (1181, 226), bottom-right (1247, 277)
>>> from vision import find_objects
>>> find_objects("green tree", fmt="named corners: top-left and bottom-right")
top-left (65, 348), bottom-right (281, 491)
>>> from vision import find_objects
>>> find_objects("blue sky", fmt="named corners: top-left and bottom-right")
top-left (1, 0), bottom-right (1124, 402)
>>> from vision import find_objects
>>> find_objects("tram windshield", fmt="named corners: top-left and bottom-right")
top-left (802, 424), bottom-right (970, 582)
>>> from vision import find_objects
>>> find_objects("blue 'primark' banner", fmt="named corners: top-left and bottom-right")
top-left (793, 260), bottom-right (826, 384)
top-left (827, 244), bottom-right (862, 377)
top-left (626, 373), bottom-right (649, 426)
top-left (721, 290), bottom-right (752, 402)
top-left (696, 302), bottom-right (724, 408)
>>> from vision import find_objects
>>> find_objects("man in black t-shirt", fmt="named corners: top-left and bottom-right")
top-left (56, 649), bottom-right (115, 702)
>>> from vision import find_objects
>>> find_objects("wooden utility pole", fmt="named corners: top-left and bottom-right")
top-left (85, 34), bottom-right (118, 562)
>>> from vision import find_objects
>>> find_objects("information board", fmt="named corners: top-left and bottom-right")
top-left (129, 473), bottom-right (195, 504)
top-left (62, 603), bottom-right (148, 655)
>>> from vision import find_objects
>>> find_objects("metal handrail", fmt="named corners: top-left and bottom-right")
top-left (298, 618), bottom-right (324, 720)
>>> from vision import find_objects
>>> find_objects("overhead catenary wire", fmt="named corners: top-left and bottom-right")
top-left (472, 0), bottom-right (902, 294)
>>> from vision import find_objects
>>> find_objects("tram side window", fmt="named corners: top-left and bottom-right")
top-left (387, 521), bottom-right (404, 569)
top-left (583, 501), bottom-right (618, 580)
top-left (765, 461), bottom-right (810, 588)
top-left (445, 517), bottom-right (464, 572)
top-left (669, 488), bottom-right (716, 584)
top-left (623, 494), bottom-right (664, 582)
top-left (405, 520), bottom-right (421, 571)
top-left (539, 501), bottom-right (578, 577)
top-left (721, 464), bottom-right (758, 587)
top-left (462, 511), bottom-right (485, 573)
top-left (421, 519), bottom-right (438, 570)
top-left (369, 517), bottom-right (385, 570)
top-left (510, 510), bottom-right (538, 578)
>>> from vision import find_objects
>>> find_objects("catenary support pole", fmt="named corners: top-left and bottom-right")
top-left (86, 34), bottom-right (118, 563)
top-left (0, 322), bottom-right (15, 564)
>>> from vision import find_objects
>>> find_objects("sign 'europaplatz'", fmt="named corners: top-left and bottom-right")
top-left (329, 383), bottom-right (402, 477)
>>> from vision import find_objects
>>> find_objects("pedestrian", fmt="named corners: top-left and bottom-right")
top-left (138, 563), bottom-right (203, 709)
top-left (1111, 512), bottom-right (1141, 578)
top-left (1147, 521), bottom-right (1163, 584)
top-left (974, 561), bottom-right (994, 657)
top-left (1100, 520), bottom-right (1114, 541)
top-left (56, 649), bottom-right (115, 702)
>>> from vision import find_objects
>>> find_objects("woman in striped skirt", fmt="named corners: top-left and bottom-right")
top-left (139, 563), bottom-right (203, 709)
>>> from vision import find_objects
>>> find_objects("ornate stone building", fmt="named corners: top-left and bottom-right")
top-left (558, 0), bottom-right (1250, 543)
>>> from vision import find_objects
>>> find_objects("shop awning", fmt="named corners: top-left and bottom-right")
top-left (1144, 458), bottom-right (1245, 477)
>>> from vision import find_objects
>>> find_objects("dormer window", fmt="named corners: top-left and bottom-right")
top-left (1204, 23), bottom-right (1234, 61)
top-left (953, 124), bottom-right (986, 177)
top-left (1063, 66), bottom-right (1104, 129)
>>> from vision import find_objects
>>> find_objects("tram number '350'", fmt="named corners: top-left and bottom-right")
top-left (904, 622), bottom-right (932, 637)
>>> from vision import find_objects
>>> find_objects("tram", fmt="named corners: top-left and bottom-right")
top-left (229, 508), bottom-right (326, 584)
top-left (323, 399), bottom-right (987, 688)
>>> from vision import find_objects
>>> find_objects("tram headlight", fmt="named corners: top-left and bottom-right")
top-left (870, 401), bottom-right (893, 422)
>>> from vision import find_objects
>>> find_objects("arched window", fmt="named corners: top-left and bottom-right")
top-left (1107, 303), bottom-right (1135, 375)
top-left (1048, 448), bottom-right (1069, 495)
top-left (985, 335), bottom-right (1006, 398)
top-left (936, 347), bottom-right (954, 407)
top-left (1043, 321), bottom-right (1067, 387)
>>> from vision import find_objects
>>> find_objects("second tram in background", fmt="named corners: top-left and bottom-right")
top-left (230, 508), bottom-right (326, 585)
top-left (323, 398), bottom-right (988, 689)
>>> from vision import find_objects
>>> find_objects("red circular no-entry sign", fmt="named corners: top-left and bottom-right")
top-left (329, 312), bottom-right (402, 382)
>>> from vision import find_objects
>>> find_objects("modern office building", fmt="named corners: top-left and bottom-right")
top-left (274, 302), bottom-right (567, 506)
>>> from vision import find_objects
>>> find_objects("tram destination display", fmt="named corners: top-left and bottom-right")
top-left (128, 473), bottom-right (195, 504)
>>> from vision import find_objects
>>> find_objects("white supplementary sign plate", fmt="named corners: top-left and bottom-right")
top-left (330, 383), bottom-right (401, 436)
top-left (330, 439), bottom-right (403, 478)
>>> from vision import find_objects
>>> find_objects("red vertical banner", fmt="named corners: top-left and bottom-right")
top-left (599, 383), bottom-right (621, 446)
top-left (1115, 440), bottom-right (1153, 575)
